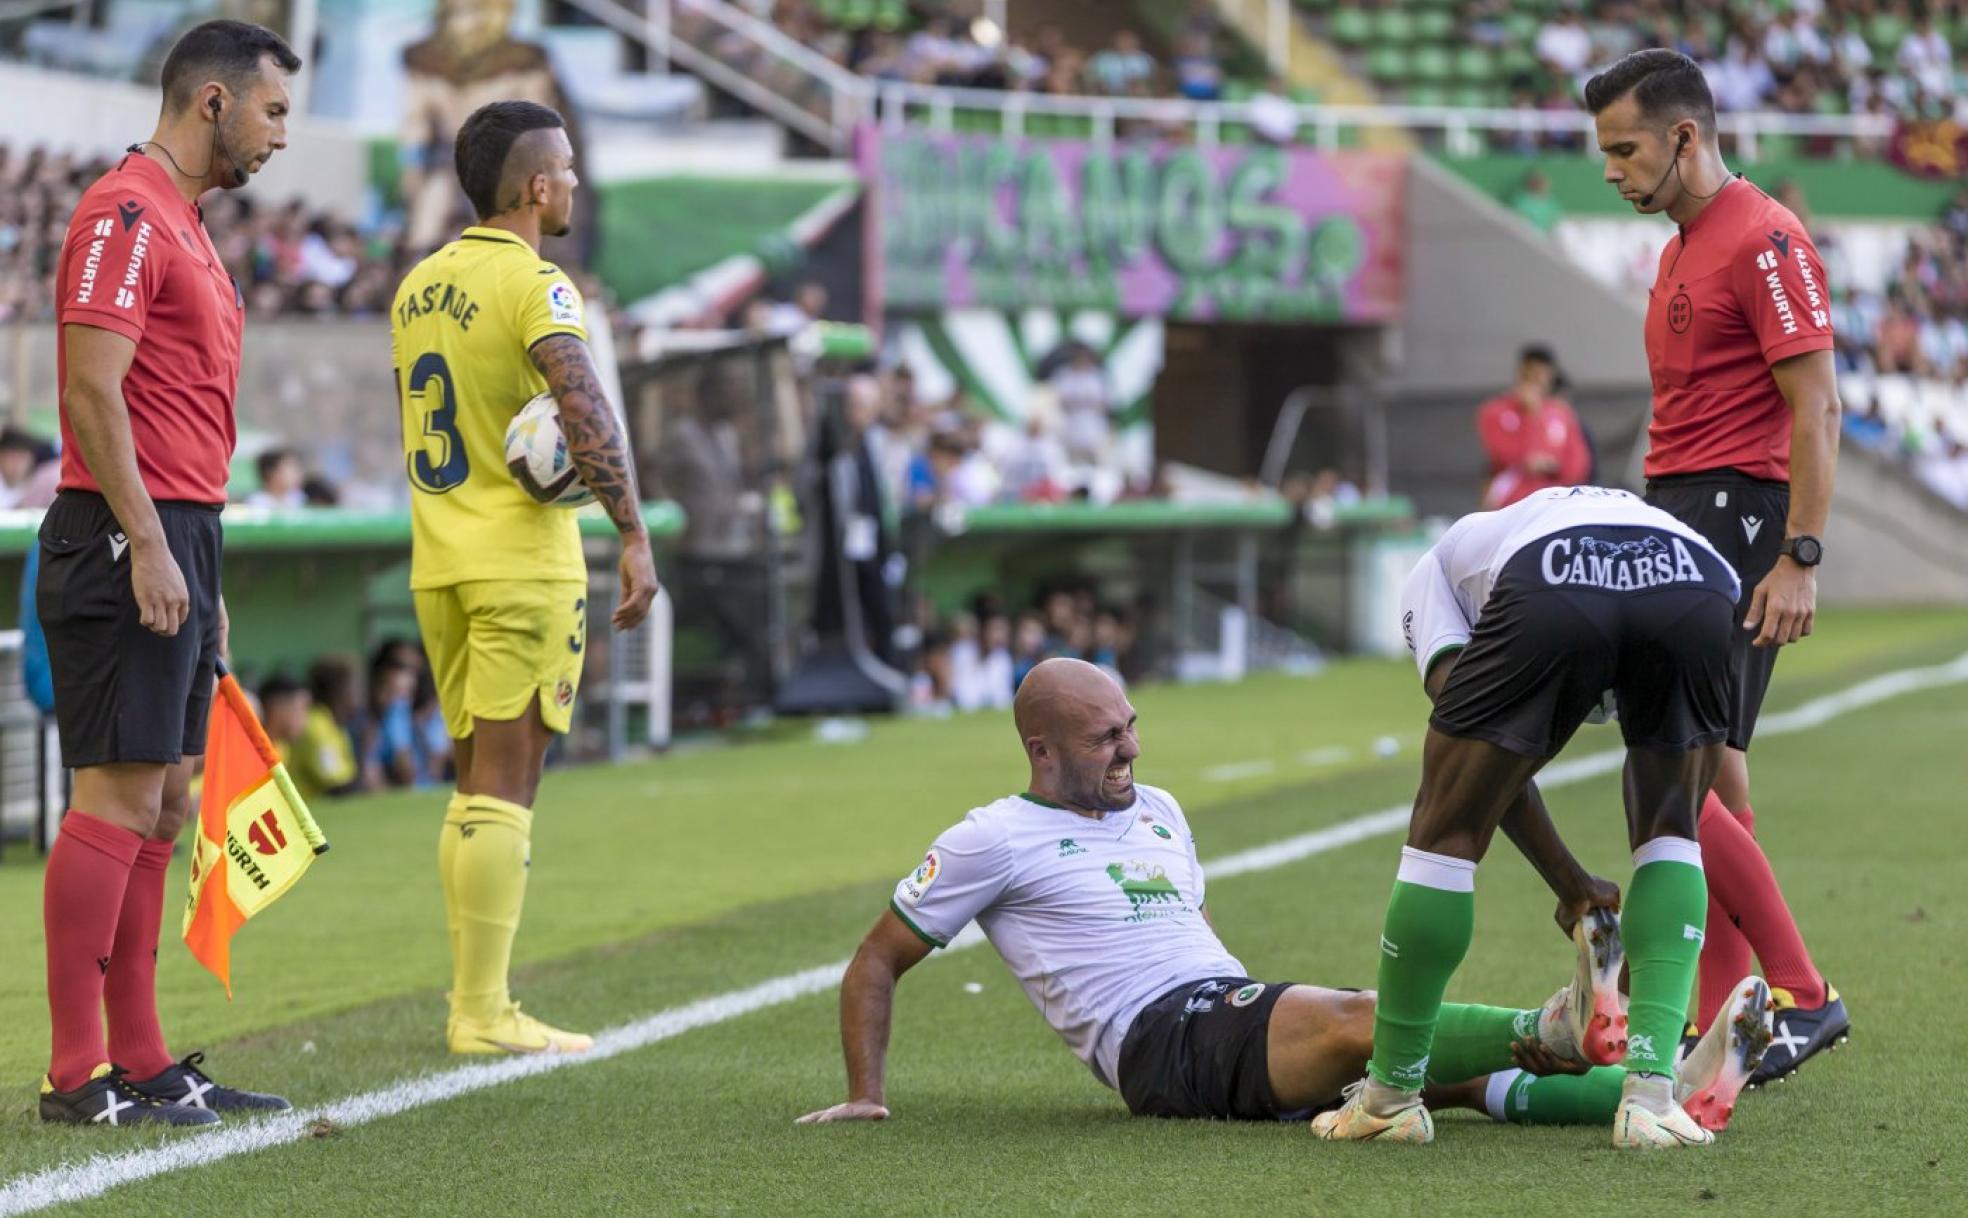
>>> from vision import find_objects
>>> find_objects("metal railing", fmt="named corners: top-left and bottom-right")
top-left (869, 81), bottom-right (1895, 160)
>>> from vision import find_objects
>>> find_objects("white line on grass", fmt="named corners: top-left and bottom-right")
top-left (1200, 759), bottom-right (1276, 782)
top-left (6, 650), bottom-right (1964, 1215)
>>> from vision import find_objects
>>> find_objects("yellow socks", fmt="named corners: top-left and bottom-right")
top-left (444, 794), bottom-right (533, 1026)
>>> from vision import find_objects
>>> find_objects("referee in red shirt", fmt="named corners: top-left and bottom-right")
top-left (1587, 50), bottom-right (1847, 1084)
top-left (36, 21), bottom-right (298, 1127)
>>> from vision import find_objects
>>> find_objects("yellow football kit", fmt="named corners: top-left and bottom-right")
top-left (391, 225), bottom-right (590, 737)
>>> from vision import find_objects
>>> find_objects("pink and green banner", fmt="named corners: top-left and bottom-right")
top-left (859, 126), bottom-right (1405, 324)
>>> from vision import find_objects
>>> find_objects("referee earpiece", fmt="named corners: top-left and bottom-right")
top-left (1637, 130), bottom-right (1691, 209)
top-left (208, 95), bottom-right (221, 117)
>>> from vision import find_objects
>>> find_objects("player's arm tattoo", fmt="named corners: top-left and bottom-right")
top-left (528, 333), bottom-right (647, 536)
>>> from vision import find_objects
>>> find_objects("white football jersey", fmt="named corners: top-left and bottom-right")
top-left (892, 784), bottom-right (1245, 1089)
top-left (1399, 486), bottom-right (1739, 681)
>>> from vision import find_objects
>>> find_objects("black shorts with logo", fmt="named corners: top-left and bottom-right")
top-left (1645, 470), bottom-right (1789, 750)
top-left (36, 490), bottom-right (224, 767)
top-left (1118, 976), bottom-right (1309, 1122)
top-left (1430, 524), bottom-right (1739, 760)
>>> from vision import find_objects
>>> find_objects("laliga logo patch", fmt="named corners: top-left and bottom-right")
top-left (898, 849), bottom-right (940, 906)
top-left (547, 281), bottom-right (581, 325)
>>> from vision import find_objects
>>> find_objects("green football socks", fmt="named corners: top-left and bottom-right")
top-left (1424, 1003), bottom-right (1539, 1085)
top-left (1367, 847), bottom-right (1477, 1092)
top-left (1622, 836), bottom-right (1708, 1079)
top-left (1485, 1066), bottom-right (1628, 1124)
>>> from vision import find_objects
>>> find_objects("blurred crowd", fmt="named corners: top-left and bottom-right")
top-left (0, 140), bottom-right (617, 327)
top-left (1527, 0), bottom-right (1966, 122)
top-left (907, 587), bottom-right (1140, 714)
top-left (841, 352), bottom-right (1155, 516)
top-left (1829, 189), bottom-right (1968, 382)
top-left (752, 0), bottom-right (1234, 101)
top-left (255, 639), bottom-right (454, 805)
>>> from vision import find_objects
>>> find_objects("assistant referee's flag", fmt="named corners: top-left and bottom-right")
top-left (183, 661), bottom-right (329, 996)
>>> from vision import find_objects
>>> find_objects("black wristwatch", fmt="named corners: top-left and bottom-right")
top-left (1779, 535), bottom-right (1823, 567)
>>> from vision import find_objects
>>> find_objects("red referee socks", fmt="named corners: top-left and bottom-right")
top-left (106, 837), bottom-right (178, 1082)
top-left (1697, 793), bottom-right (1827, 1024)
top-left (44, 811), bottom-right (142, 1092)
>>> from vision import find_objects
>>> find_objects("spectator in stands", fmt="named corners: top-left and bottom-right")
top-left (1874, 287), bottom-right (1928, 374)
top-left (1170, 32), bottom-right (1224, 102)
top-left (1248, 75), bottom-right (1299, 145)
top-left (1049, 345), bottom-right (1114, 466)
top-left (362, 648), bottom-right (421, 790)
top-left (247, 447), bottom-right (307, 510)
top-left (1585, 0), bottom-right (1643, 67)
top-left (1509, 168), bottom-right (1565, 234)
top-left (259, 674), bottom-right (312, 779)
top-left (1897, 12), bottom-right (1953, 100)
top-left (765, 280), bottom-right (828, 336)
top-left (1534, 4), bottom-right (1594, 80)
top-left (998, 393), bottom-right (1072, 504)
top-left (0, 426), bottom-right (61, 509)
top-left (1708, 24), bottom-right (1776, 111)
top-left (295, 657), bottom-right (362, 802)
top-left (1087, 30), bottom-right (1155, 97)
top-left (925, 430), bottom-right (998, 508)
top-left (1475, 344), bottom-right (1590, 509)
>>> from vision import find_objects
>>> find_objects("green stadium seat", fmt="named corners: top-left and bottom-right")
top-left (1502, 12), bottom-right (1541, 45)
top-left (1405, 83), bottom-right (1450, 107)
top-left (840, 0), bottom-right (874, 31)
top-left (1451, 84), bottom-right (1499, 109)
top-left (1288, 84), bottom-right (1323, 103)
top-left (1330, 6), bottom-right (1372, 48)
top-left (1221, 79), bottom-right (1257, 102)
top-left (1453, 45), bottom-right (1496, 84)
top-left (1498, 46), bottom-right (1539, 82)
top-left (1865, 13), bottom-right (1911, 59)
top-left (1415, 10), bottom-right (1455, 42)
top-left (1370, 8), bottom-right (1417, 44)
top-left (1366, 44), bottom-right (1410, 84)
top-left (813, 0), bottom-right (845, 23)
top-left (873, 0), bottom-right (908, 32)
top-left (1411, 45), bottom-right (1453, 83)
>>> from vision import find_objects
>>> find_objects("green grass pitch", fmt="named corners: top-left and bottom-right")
top-left (0, 607), bottom-right (1963, 1215)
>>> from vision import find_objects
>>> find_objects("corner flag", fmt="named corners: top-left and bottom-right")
top-left (183, 661), bottom-right (329, 996)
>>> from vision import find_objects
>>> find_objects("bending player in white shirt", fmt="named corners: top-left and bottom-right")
top-left (797, 656), bottom-right (1770, 1131)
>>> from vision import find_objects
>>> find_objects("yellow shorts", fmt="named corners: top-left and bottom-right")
top-left (413, 580), bottom-right (589, 739)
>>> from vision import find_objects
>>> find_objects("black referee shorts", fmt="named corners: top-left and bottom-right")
top-left (1645, 470), bottom-right (1788, 751)
top-left (36, 490), bottom-right (224, 767)
top-left (1430, 525), bottom-right (1740, 759)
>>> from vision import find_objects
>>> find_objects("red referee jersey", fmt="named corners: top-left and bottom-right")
top-left (1644, 177), bottom-right (1834, 482)
top-left (54, 153), bottom-right (242, 505)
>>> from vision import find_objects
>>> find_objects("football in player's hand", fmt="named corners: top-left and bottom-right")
top-left (505, 392), bottom-right (596, 507)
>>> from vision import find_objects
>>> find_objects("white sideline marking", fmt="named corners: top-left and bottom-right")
top-left (5, 651), bottom-right (1964, 1215)
top-left (1298, 746), bottom-right (1354, 768)
top-left (1200, 759), bottom-right (1275, 783)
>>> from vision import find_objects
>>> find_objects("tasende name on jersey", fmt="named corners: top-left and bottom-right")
top-left (1540, 533), bottom-right (1707, 591)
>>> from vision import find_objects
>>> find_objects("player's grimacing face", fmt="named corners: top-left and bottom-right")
top-left (1053, 698), bottom-right (1140, 812)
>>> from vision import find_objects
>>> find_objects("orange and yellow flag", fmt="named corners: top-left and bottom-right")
top-left (183, 668), bottom-right (329, 996)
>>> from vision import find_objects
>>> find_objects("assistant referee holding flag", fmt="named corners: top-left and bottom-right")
top-left (37, 21), bottom-right (298, 1127)
top-left (1586, 49), bottom-right (1848, 1084)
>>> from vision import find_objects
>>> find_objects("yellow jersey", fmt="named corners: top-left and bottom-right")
top-left (391, 226), bottom-right (589, 589)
